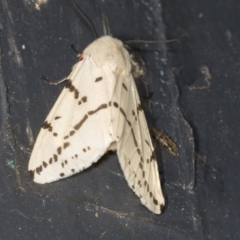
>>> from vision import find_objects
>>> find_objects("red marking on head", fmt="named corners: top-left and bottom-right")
top-left (78, 53), bottom-right (83, 61)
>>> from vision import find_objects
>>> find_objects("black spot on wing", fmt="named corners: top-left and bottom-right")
top-left (36, 165), bottom-right (42, 175)
top-left (160, 204), bottom-right (164, 212)
top-left (153, 198), bottom-right (158, 205)
top-left (57, 147), bottom-right (62, 155)
top-left (74, 91), bottom-right (79, 99)
top-left (138, 180), bottom-right (142, 187)
top-left (145, 140), bottom-right (150, 147)
top-left (82, 146), bottom-right (91, 152)
top-left (150, 152), bottom-right (155, 162)
top-left (63, 142), bottom-right (70, 149)
top-left (43, 161), bottom-right (48, 168)
top-left (88, 104), bottom-right (108, 115)
top-left (137, 148), bottom-right (141, 155)
top-left (137, 103), bottom-right (142, 112)
top-left (65, 80), bottom-right (79, 99)
top-left (42, 121), bottom-right (52, 132)
top-left (131, 129), bottom-right (138, 147)
top-left (122, 83), bottom-right (128, 91)
top-left (29, 170), bottom-right (35, 179)
top-left (70, 131), bottom-right (75, 136)
top-left (53, 154), bottom-right (58, 162)
top-left (95, 77), bottom-right (103, 82)
top-left (82, 96), bottom-right (87, 102)
top-left (119, 107), bottom-right (131, 126)
top-left (78, 96), bottom-right (88, 105)
top-left (74, 115), bottom-right (88, 130)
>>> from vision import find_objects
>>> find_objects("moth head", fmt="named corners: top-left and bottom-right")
top-left (124, 45), bottom-right (146, 79)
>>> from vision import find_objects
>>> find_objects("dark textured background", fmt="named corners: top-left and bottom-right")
top-left (0, 0), bottom-right (239, 239)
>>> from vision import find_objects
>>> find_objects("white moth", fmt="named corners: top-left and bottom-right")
top-left (28, 36), bottom-right (165, 214)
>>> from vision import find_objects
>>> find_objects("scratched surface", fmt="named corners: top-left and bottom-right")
top-left (1, 0), bottom-right (238, 239)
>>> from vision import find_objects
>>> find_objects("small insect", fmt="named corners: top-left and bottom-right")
top-left (28, 2), bottom-right (165, 214)
top-left (151, 128), bottom-right (179, 156)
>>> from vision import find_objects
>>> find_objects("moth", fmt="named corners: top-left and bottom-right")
top-left (28, 36), bottom-right (165, 214)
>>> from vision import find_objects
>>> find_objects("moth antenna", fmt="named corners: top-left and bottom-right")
top-left (73, 0), bottom-right (98, 39)
top-left (140, 91), bottom-right (154, 100)
top-left (70, 44), bottom-right (79, 55)
top-left (125, 38), bottom-right (181, 44)
top-left (102, 13), bottom-right (111, 35)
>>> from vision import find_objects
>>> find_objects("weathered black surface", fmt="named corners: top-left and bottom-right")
top-left (0, 0), bottom-right (239, 239)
